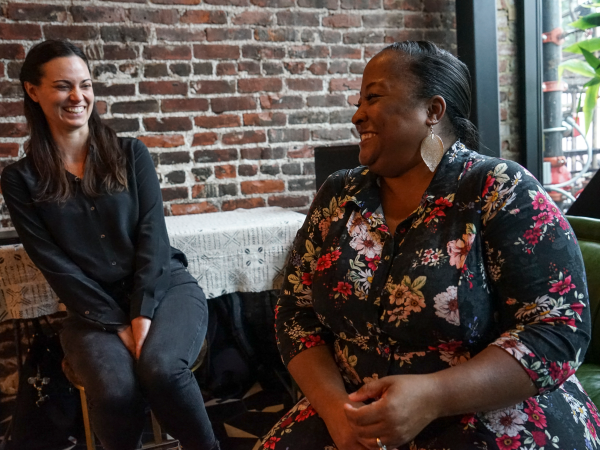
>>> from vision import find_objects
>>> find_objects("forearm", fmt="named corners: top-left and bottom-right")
top-left (429, 345), bottom-right (538, 418)
top-left (287, 345), bottom-right (349, 419)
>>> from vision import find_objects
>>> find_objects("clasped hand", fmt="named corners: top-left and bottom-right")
top-left (117, 316), bottom-right (152, 360)
top-left (338, 374), bottom-right (439, 450)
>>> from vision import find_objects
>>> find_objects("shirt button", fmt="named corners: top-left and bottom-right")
top-left (100, 234), bottom-right (105, 239)
top-left (90, 206), bottom-right (95, 211)
top-left (75, 176), bottom-right (80, 181)
top-left (84, 311), bottom-right (89, 315)
top-left (111, 261), bottom-right (116, 266)
top-left (385, 255), bottom-right (390, 260)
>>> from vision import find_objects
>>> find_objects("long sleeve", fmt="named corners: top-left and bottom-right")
top-left (275, 171), bottom-right (348, 366)
top-left (128, 139), bottom-right (172, 320)
top-left (480, 160), bottom-right (591, 394)
top-left (1, 164), bottom-right (129, 331)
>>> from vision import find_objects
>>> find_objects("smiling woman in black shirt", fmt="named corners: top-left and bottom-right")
top-left (1, 40), bottom-right (219, 450)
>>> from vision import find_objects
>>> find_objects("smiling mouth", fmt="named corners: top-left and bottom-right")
top-left (360, 133), bottom-right (376, 142)
top-left (64, 106), bottom-right (86, 114)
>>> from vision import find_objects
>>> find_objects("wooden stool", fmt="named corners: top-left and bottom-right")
top-left (62, 339), bottom-right (207, 450)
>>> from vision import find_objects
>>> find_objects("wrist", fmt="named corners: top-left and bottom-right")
top-left (425, 371), bottom-right (449, 420)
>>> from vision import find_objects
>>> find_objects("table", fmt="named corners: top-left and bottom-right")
top-left (0, 207), bottom-right (305, 321)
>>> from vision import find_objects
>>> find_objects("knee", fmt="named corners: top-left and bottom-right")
top-left (137, 352), bottom-right (189, 392)
top-left (87, 374), bottom-right (140, 412)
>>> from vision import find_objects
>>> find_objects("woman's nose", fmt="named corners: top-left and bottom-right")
top-left (70, 88), bottom-right (84, 102)
top-left (352, 108), bottom-right (364, 126)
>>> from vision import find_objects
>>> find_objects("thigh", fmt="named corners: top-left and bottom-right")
top-left (261, 398), bottom-right (336, 450)
top-left (140, 263), bottom-right (208, 368)
top-left (60, 315), bottom-right (137, 393)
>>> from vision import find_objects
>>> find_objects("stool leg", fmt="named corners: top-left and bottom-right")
top-left (79, 389), bottom-right (96, 450)
top-left (151, 411), bottom-right (163, 444)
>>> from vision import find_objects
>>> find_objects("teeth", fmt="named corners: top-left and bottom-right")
top-left (361, 133), bottom-right (375, 141)
top-left (64, 107), bottom-right (85, 113)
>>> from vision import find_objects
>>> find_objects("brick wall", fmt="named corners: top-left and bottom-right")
top-left (0, 0), bottom-right (456, 227)
top-left (497, 0), bottom-right (520, 162)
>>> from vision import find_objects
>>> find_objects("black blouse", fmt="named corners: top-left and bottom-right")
top-left (1, 138), bottom-right (184, 332)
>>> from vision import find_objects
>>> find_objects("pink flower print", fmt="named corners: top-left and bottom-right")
top-left (548, 204), bottom-right (560, 217)
top-left (549, 275), bottom-right (575, 295)
top-left (559, 216), bottom-right (569, 230)
top-left (588, 419), bottom-right (598, 440)
top-left (523, 227), bottom-right (542, 245)
top-left (333, 281), bottom-right (352, 297)
top-left (496, 435), bottom-right (521, 450)
top-left (587, 402), bottom-right (600, 427)
top-left (549, 361), bottom-right (575, 384)
top-left (447, 233), bottom-right (476, 269)
top-left (532, 211), bottom-right (554, 228)
top-left (532, 191), bottom-right (549, 211)
top-left (301, 272), bottom-right (313, 286)
top-left (524, 403), bottom-right (547, 428)
top-left (531, 431), bottom-right (547, 446)
top-left (365, 255), bottom-right (380, 271)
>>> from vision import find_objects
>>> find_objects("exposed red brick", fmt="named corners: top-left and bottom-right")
top-left (194, 148), bottom-right (238, 162)
top-left (212, 97), bottom-right (257, 114)
top-left (222, 130), bottom-right (267, 145)
top-left (238, 164), bottom-right (258, 176)
top-left (238, 61), bottom-right (261, 74)
top-left (268, 195), bottom-right (309, 208)
top-left (129, 8), bottom-right (179, 24)
top-left (206, 28), bottom-right (252, 42)
top-left (288, 145), bottom-right (314, 158)
top-left (238, 78), bottom-right (282, 93)
top-left (0, 81), bottom-right (22, 98)
top-left (330, 78), bottom-right (362, 91)
top-left (216, 62), bottom-right (237, 76)
top-left (0, 24), bottom-right (41, 40)
top-left (138, 135), bottom-right (185, 148)
top-left (347, 93), bottom-right (360, 106)
top-left (286, 79), bottom-right (323, 91)
top-left (298, 0), bottom-right (339, 7)
top-left (144, 117), bottom-right (193, 132)
top-left (232, 11), bottom-right (273, 26)
top-left (215, 165), bottom-right (237, 179)
top-left (143, 45), bottom-right (191, 60)
top-left (323, 14), bottom-right (361, 28)
top-left (0, 102), bottom-right (24, 117)
top-left (195, 115), bottom-right (241, 128)
top-left (71, 6), bottom-right (127, 23)
top-left (0, 44), bottom-right (25, 59)
top-left (194, 45), bottom-right (240, 60)
top-left (140, 81), bottom-right (188, 95)
top-left (243, 112), bottom-right (286, 127)
top-left (222, 197), bottom-right (265, 211)
top-left (171, 202), bottom-right (218, 215)
top-left (181, 11), bottom-right (227, 24)
top-left (268, 128), bottom-right (309, 143)
top-left (284, 62), bottom-right (306, 75)
top-left (95, 101), bottom-right (107, 115)
top-left (259, 95), bottom-right (304, 110)
top-left (0, 143), bottom-right (19, 157)
top-left (276, 11), bottom-right (319, 26)
top-left (162, 98), bottom-right (209, 113)
top-left (331, 46), bottom-right (362, 59)
top-left (103, 45), bottom-right (138, 60)
top-left (308, 62), bottom-right (327, 75)
top-left (44, 25), bottom-right (98, 40)
top-left (0, 123), bottom-right (28, 138)
top-left (151, 0), bottom-right (200, 4)
top-left (241, 180), bottom-right (284, 194)
top-left (192, 80), bottom-right (235, 94)
top-left (7, 3), bottom-right (67, 22)
top-left (191, 132), bottom-right (218, 146)
top-left (242, 45), bottom-right (285, 60)
top-left (156, 28), bottom-right (206, 42)
top-left (289, 45), bottom-right (329, 59)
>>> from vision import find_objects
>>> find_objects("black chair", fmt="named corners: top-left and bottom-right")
top-left (314, 144), bottom-right (360, 190)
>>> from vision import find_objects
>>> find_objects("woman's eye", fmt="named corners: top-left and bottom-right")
top-left (366, 94), bottom-right (378, 100)
top-left (56, 86), bottom-right (69, 90)
top-left (354, 103), bottom-right (361, 108)
top-left (81, 84), bottom-right (92, 88)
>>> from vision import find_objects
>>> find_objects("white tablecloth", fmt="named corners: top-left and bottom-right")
top-left (0, 207), bottom-right (305, 321)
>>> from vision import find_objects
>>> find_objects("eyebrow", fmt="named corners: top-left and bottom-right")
top-left (52, 79), bottom-right (92, 84)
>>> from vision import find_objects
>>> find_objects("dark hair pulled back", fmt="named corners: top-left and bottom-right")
top-left (383, 41), bottom-right (480, 150)
top-left (19, 39), bottom-right (127, 202)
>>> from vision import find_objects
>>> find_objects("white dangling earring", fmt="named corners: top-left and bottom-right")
top-left (420, 124), bottom-right (444, 172)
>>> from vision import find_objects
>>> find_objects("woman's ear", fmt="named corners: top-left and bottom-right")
top-left (23, 81), bottom-right (39, 103)
top-left (426, 95), bottom-right (447, 125)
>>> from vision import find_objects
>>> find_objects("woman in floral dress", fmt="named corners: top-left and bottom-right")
top-left (262, 41), bottom-right (598, 450)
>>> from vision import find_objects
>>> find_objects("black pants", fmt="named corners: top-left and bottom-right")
top-left (60, 261), bottom-right (219, 450)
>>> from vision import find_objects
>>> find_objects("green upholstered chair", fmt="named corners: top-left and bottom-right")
top-left (567, 215), bottom-right (600, 407)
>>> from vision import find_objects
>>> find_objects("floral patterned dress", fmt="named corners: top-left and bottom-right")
top-left (262, 143), bottom-right (599, 450)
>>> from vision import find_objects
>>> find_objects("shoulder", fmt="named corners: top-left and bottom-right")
top-left (118, 137), bottom-right (149, 155)
top-left (1, 157), bottom-right (34, 187)
top-left (317, 165), bottom-right (369, 199)
top-left (459, 152), bottom-right (537, 190)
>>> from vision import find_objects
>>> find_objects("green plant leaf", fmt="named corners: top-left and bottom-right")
top-left (559, 59), bottom-right (596, 79)
top-left (583, 82), bottom-right (599, 135)
top-left (569, 13), bottom-right (600, 30)
top-left (580, 48), bottom-right (600, 71)
top-left (564, 38), bottom-right (600, 54)
top-left (583, 77), bottom-right (600, 87)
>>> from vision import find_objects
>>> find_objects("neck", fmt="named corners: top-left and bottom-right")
top-left (381, 160), bottom-right (436, 199)
top-left (50, 123), bottom-right (90, 164)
